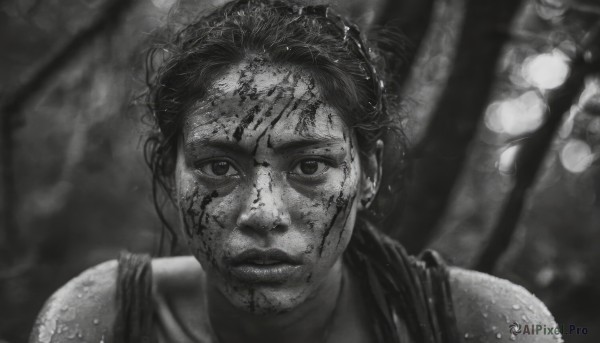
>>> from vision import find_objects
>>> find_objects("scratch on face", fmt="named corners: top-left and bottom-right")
top-left (251, 116), bottom-right (264, 130)
top-left (196, 190), bottom-right (219, 235)
top-left (252, 126), bottom-right (270, 156)
top-left (211, 215), bottom-right (225, 229)
top-left (326, 195), bottom-right (335, 210)
top-left (318, 194), bottom-right (345, 256)
top-left (335, 192), bottom-right (357, 249)
top-left (233, 105), bottom-right (260, 141)
top-left (267, 172), bottom-right (273, 192)
top-left (252, 185), bottom-right (262, 206)
top-left (253, 159), bottom-right (270, 167)
top-left (270, 97), bottom-right (298, 128)
top-left (349, 135), bottom-right (356, 163)
top-left (294, 99), bottom-right (322, 134)
top-left (234, 62), bottom-right (259, 104)
top-left (182, 187), bottom-right (200, 238)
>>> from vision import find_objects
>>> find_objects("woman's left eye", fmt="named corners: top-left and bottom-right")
top-left (291, 159), bottom-right (330, 176)
top-left (197, 160), bottom-right (239, 177)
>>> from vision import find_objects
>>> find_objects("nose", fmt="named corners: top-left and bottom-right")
top-left (236, 169), bottom-right (291, 234)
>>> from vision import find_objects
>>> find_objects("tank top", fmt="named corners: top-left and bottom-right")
top-left (113, 222), bottom-right (459, 343)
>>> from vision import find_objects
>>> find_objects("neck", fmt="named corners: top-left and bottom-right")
top-left (208, 259), bottom-right (345, 343)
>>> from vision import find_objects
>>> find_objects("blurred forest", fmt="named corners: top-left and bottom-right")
top-left (1, 0), bottom-right (599, 342)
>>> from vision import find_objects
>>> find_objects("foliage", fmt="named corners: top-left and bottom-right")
top-left (0, 0), bottom-right (598, 342)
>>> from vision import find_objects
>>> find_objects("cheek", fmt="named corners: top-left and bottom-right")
top-left (299, 160), bottom-right (360, 261)
top-left (177, 175), bottom-right (234, 266)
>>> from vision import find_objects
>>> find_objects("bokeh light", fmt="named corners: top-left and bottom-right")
top-left (484, 91), bottom-right (546, 135)
top-left (588, 117), bottom-right (600, 136)
top-left (560, 139), bottom-right (594, 173)
top-left (558, 106), bottom-right (577, 138)
top-left (498, 145), bottom-right (521, 174)
top-left (521, 50), bottom-right (570, 90)
top-left (579, 78), bottom-right (600, 116)
top-left (151, 0), bottom-right (177, 11)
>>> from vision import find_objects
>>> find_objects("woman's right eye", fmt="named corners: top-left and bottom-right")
top-left (196, 160), bottom-right (239, 178)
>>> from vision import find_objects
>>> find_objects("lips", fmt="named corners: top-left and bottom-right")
top-left (227, 249), bottom-right (303, 284)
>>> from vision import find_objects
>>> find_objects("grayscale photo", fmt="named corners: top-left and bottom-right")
top-left (0, 0), bottom-right (599, 342)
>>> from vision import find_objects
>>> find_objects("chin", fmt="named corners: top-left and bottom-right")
top-left (222, 282), bottom-right (311, 315)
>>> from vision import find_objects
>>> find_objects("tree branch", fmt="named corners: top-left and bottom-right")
top-left (391, 0), bottom-right (525, 254)
top-left (0, 0), bottom-right (137, 263)
top-left (475, 25), bottom-right (600, 273)
top-left (374, 0), bottom-right (437, 93)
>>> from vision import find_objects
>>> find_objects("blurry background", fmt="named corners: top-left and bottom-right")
top-left (0, 0), bottom-right (599, 342)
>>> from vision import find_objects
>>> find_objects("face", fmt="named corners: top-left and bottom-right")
top-left (175, 58), bottom-right (367, 314)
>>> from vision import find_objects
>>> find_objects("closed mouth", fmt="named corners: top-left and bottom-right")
top-left (227, 249), bottom-right (303, 284)
top-left (229, 248), bottom-right (303, 266)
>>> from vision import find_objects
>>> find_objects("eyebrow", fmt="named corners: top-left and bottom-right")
top-left (271, 137), bottom-right (346, 154)
top-left (184, 138), bottom-right (250, 156)
top-left (184, 136), bottom-right (345, 156)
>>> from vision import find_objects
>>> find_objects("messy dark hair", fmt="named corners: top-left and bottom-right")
top-left (144, 0), bottom-right (408, 253)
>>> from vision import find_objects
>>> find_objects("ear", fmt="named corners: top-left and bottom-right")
top-left (358, 140), bottom-right (384, 211)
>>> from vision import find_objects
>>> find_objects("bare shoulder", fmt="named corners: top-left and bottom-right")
top-left (152, 255), bottom-right (205, 294)
top-left (29, 260), bottom-right (119, 343)
top-left (448, 267), bottom-right (563, 343)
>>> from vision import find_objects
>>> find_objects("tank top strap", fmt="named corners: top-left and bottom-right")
top-left (113, 251), bottom-right (156, 343)
top-left (344, 220), bottom-right (460, 343)
top-left (416, 249), bottom-right (460, 343)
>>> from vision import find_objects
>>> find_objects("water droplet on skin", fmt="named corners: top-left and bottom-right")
top-left (464, 332), bottom-right (472, 339)
top-left (93, 319), bottom-right (99, 325)
top-left (38, 320), bottom-right (57, 343)
top-left (491, 326), bottom-right (498, 331)
top-left (62, 308), bottom-right (76, 321)
top-left (77, 293), bottom-right (82, 299)
top-left (512, 304), bottom-right (521, 310)
top-left (496, 333), bottom-right (502, 339)
top-left (77, 331), bottom-right (83, 338)
top-left (482, 312), bottom-right (488, 318)
top-left (521, 315), bottom-right (528, 322)
top-left (82, 278), bottom-right (95, 287)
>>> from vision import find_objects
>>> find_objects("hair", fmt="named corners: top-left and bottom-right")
top-left (139, 3), bottom-right (462, 342)
top-left (144, 0), bottom-right (408, 253)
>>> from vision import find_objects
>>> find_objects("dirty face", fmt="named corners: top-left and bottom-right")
top-left (175, 58), bottom-right (364, 314)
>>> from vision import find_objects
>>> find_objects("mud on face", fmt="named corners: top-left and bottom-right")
top-left (175, 58), bottom-right (364, 314)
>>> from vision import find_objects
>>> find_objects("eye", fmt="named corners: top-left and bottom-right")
top-left (197, 160), bottom-right (239, 177)
top-left (291, 159), bottom-right (330, 176)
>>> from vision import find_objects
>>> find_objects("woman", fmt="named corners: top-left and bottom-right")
top-left (30, 1), bottom-right (561, 342)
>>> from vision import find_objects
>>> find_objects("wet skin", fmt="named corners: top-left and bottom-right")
top-left (175, 58), bottom-right (366, 319)
top-left (29, 58), bottom-right (562, 343)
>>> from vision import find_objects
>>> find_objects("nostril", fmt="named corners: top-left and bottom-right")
top-left (257, 221), bottom-right (285, 232)
top-left (236, 182), bottom-right (291, 233)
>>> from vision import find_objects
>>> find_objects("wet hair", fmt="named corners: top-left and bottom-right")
top-left (139, 3), bottom-right (461, 342)
top-left (144, 0), bottom-right (408, 252)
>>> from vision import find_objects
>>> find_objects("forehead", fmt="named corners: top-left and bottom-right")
top-left (183, 59), bottom-right (350, 145)
top-left (209, 59), bottom-right (315, 100)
